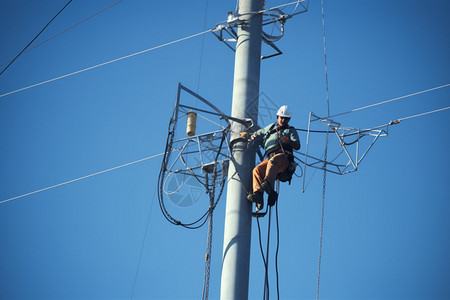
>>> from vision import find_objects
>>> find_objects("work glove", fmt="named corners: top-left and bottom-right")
top-left (240, 132), bottom-right (258, 142)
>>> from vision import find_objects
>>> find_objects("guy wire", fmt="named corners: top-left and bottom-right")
top-left (0, 0), bottom-right (73, 77)
top-left (317, 0), bottom-right (330, 298)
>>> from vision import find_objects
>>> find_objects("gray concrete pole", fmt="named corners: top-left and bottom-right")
top-left (220, 0), bottom-right (263, 299)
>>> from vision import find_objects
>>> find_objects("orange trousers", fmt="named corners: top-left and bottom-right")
top-left (252, 153), bottom-right (289, 193)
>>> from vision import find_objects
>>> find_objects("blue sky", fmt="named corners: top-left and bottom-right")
top-left (1, 0), bottom-right (449, 299)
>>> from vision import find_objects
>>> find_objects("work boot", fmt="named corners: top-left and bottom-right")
top-left (261, 180), bottom-right (273, 195)
top-left (267, 190), bottom-right (278, 207)
top-left (247, 191), bottom-right (264, 211)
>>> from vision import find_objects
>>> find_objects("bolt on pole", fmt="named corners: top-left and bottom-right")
top-left (220, 0), bottom-right (264, 299)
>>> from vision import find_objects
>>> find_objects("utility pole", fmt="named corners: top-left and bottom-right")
top-left (220, 0), bottom-right (263, 299)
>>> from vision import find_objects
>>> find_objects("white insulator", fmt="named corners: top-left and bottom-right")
top-left (186, 111), bottom-right (198, 136)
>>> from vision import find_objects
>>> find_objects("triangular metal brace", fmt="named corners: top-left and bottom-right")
top-left (162, 83), bottom-right (255, 198)
top-left (302, 112), bottom-right (389, 180)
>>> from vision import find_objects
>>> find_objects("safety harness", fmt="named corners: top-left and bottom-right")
top-left (263, 123), bottom-right (297, 184)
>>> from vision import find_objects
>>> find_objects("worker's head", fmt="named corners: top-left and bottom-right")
top-left (277, 105), bottom-right (291, 127)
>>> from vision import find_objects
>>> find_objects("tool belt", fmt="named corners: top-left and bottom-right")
top-left (266, 147), bottom-right (293, 159)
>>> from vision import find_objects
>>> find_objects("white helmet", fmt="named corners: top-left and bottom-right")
top-left (277, 105), bottom-right (292, 118)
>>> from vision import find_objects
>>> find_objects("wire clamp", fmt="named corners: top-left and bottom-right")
top-left (388, 119), bottom-right (401, 125)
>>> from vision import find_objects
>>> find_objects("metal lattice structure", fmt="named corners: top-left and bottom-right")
top-left (158, 83), bottom-right (253, 227)
top-left (301, 112), bottom-right (391, 190)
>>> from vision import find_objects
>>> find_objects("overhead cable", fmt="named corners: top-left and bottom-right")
top-left (0, 153), bottom-right (164, 205)
top-left (0, 29), bottom-right (212, 99)
top-left (0, 0), bottom-right (124, 67)
top-left (396, 106), bottom-right (449, 122)
top-left (0, 0), bottom-right (73, 77)
top-left (324, 83), bottom-right (450, 120)
top-left (365, 106), bottom-right (450, 130)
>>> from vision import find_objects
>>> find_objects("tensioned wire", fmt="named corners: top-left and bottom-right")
top-left (0, 153), bottom-right (164, 204)
top-left (316, 0), bottom-right (329, 298)
top-left (0, 29), bottom-right (213, 99)
top-left (0, 1), bottom-right (312, 99)
top-left (0, 0), bottom-right (73, 77)
top-left (0, 0), bottom-right (124, 68)
top-left (395, 106), bottom-right (449, 122)
top-left (323, 83), bottom-right (450, 120)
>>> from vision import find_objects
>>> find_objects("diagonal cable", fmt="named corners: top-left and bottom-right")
top-left (0, 29), bottom-right (212, 99)
top-left (396, 106), bottom-right (449, 122)
top-left (0, 153), bottom-right (164, 205)
top-left (0, 0), bottom-right (124, 67)
top-left (0, 0), bottom-right (73, 77)
top-left (324, 83), bottom-right (450, 120)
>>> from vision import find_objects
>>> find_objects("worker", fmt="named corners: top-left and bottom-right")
top-left (242, 105), bottom-right (300, 210)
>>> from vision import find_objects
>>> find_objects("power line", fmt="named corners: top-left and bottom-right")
top-left (396, 106), bottom-right (449, 122)
top-left (370, 106), bottom-right (450, 129)
top-left (0, 29), bottom-right (213, 99)
top-left (0, 153), bottom-right (164, 205)
top-left (0, 0), bottom-right (73, 77)
top-left (0, 0), bottom-right (124, 67)
top-left (324, 83), bottom-right (450, 120)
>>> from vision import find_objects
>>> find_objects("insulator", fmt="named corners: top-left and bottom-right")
top-left (186, 111), bottom-right (198, 136)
